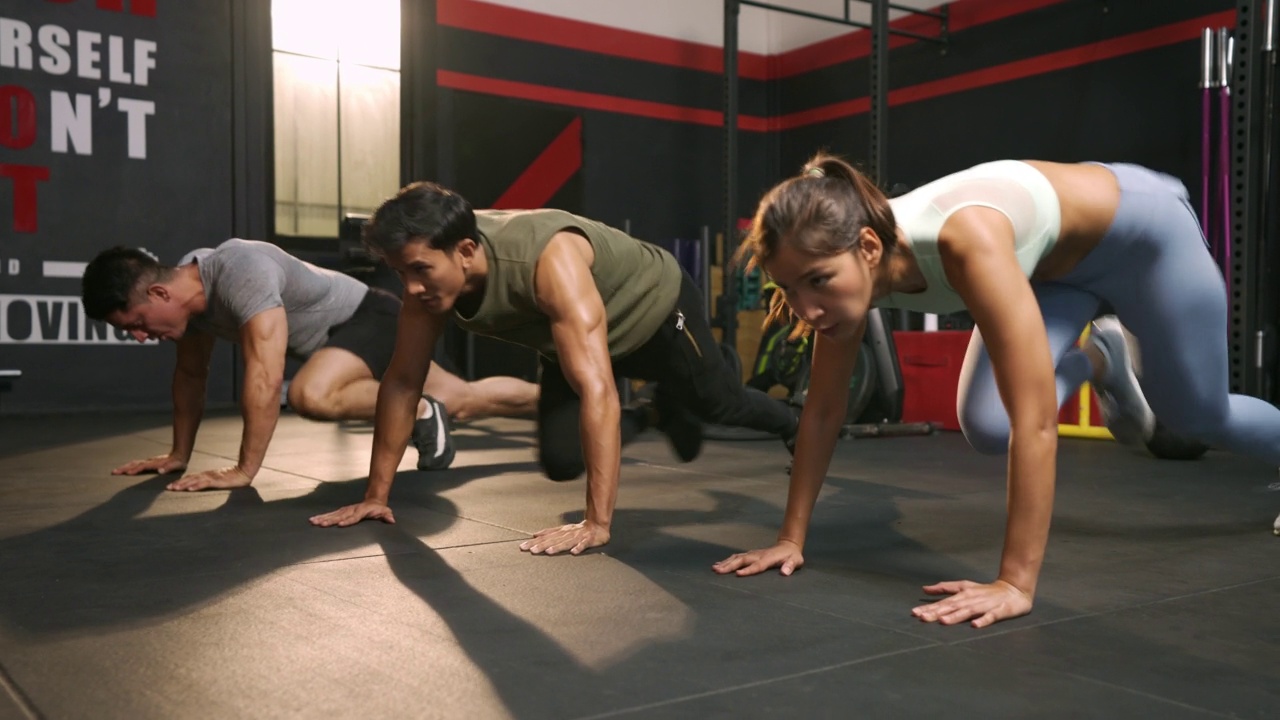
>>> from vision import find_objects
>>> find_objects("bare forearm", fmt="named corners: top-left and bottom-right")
top-left (998, 426), bottom-right (1058, 596)
top-left (170, 370), bottom-right (207, 460)
top-left (580, 385), bottom-right (621, 530)
top-left (237, 367), bottom-right (282, 478)
top-left (778, 403), bottom-right (845, 548)
top-left (365, 378), bottom-right (420, 503)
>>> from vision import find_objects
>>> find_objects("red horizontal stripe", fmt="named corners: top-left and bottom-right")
top-left (774, 0), bottom-right (1079, 78)
top-left (776, 9), bottom-right (1236, 130)
top-left (441, 10), bottom-right (1235, 134)
top-left (438, 69), bottom-right (771, 131)
top-left (892, 11), bottom-right (1236, 107)
top-left (440, 0), bottom-right (1060, 81)
top-left (439, 0), bottom-right (770, 79)
top-left (774, 98), bottom-right (870, 131)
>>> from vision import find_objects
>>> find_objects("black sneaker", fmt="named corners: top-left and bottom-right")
top-left (655, 388), bottom-right (703, 463)
top-left (412, 395), bottom-right (455, 471)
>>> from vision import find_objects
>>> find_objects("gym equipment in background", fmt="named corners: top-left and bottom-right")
top-left (1200, 27), bottom-right (1235, 316)
top-left (746, 307), bottom-right (903, 426)
top-left (1218, 28), bottom-right (1234, 311)
top-left (1200, 28), bottom-right (1214, 244)
top-left (705, 305), bottom-right (936, 442)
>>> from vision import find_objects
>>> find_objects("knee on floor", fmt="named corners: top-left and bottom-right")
top-left (1156, 404), bottom-right (1229, 446)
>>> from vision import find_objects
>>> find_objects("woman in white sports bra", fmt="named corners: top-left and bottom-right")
top-left (712, 151), bottom-right (1280, 629)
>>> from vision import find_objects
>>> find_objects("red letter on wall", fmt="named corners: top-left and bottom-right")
top-left (0, 86), bottom-right (37, 150)
top-left (0, 164), bottom-right (52, 233)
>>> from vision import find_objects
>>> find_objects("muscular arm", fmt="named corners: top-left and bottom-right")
top-left (914, 206), bottom-right (1061, 626)
top-left (310, 288), bottom-right (440, 527)
top-left (164, 307), bottom-right (288, 491)
top-left (365, 296), bottom-right (441, 504)
top-left (526, 231), bottom-right (619, 552)
top-left (235, 306), bottom-right (289, 479)
top-left (111, 329), bottom-right (215, 477)
top-left (170, 330), bottom-right (216, 460)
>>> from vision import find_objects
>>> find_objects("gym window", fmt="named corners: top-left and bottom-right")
top-left (270, 0), bottom-right (401, 238)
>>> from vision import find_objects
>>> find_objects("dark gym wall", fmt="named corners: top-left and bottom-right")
top-left (434, 0), bottom-right (776, 253)
top-left (1, 0), bottom-right (1239, 414)
top-left (0, 0), bottom-right (239, 414)
top-left (777, 0), bottom-right (1238, 207)
top-left (433, 0), bottom-right (1236, 258)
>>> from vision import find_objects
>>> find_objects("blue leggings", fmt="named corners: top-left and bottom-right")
top-left (958, 162), bottom-right (1280, 465)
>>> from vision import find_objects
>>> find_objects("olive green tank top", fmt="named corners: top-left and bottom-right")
top-left (454, 209), bottom-right (683, 360)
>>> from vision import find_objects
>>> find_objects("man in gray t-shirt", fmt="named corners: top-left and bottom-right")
top-left (180, 240), bottom-right (369, 360)
top-left (80, 241), bottom-right (538, 492)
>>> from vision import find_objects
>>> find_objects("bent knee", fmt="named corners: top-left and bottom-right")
top-left (959, 407), bottom-right (1010, 456)
top-left (287, 382), bottom-right (340, 421)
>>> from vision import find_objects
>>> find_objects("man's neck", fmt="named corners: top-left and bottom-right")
top-left (175, 263), bottom-right (209, 315)
top-left (459, 240), bottom-right (489, 300)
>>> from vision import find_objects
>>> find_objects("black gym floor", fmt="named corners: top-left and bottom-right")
top-left (1, 410), bottom-right (1277, 719)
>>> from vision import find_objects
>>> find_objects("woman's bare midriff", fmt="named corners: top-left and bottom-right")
top-left (1023, 160), bottom-right (1121, 282)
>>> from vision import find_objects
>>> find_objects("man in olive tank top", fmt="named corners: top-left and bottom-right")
top-left (311, 181), bottom-right (798, 554)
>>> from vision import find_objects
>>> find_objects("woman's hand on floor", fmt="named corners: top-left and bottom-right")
top-left (913, 579), bottom-right (1032, 628)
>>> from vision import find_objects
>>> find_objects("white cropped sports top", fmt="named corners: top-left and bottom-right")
top-left (876, 160), bottom-right (1062, 314)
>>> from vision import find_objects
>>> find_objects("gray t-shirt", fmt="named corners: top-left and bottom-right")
top-left (180, 239), bottom-right (368, 358)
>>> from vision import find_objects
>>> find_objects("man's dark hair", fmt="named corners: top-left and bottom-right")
top-left (364, 181), bottom-right (477, 259)
top-left (81, 246), bottom-right (173, 321)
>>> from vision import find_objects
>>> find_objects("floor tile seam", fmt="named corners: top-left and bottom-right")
top-left (277, 573), bottom-right (457, 645)
top-left (649, 567), bottom-right (944, 644)
top-left (1124, 573), bottom-right (1280, 607)
top-left (626, 458), bottom-right (998, 496)
top-left (624, 460), bottom-right (781, 483)
top-left (950, 644), bottom-right (1236, 718)
top-left (566, 644), bottom-right (938, 720)
top-left (937, 574), bottom-right (1280, 649)
top-left (169, 447), bottom-right (329, 484)
top-left (0, 432), bottom-right (168, 465)
top-left (0, 658), bottom-right (42, 720)
top-left (0, 540), bottom-right (525, 598)
top-left (291, 537), bottom-right (527, 567)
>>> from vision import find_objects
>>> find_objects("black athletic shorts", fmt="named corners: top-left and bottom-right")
top-left (323, 287), bottom-right (401, 379)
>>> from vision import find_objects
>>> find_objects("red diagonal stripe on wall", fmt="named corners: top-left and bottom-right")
top-left (492, 116), bottom-right (583, 209)
top-left (441, 10), bottom-right (1232, 134)
top-left (437, 70), bottom-right (771, 131)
